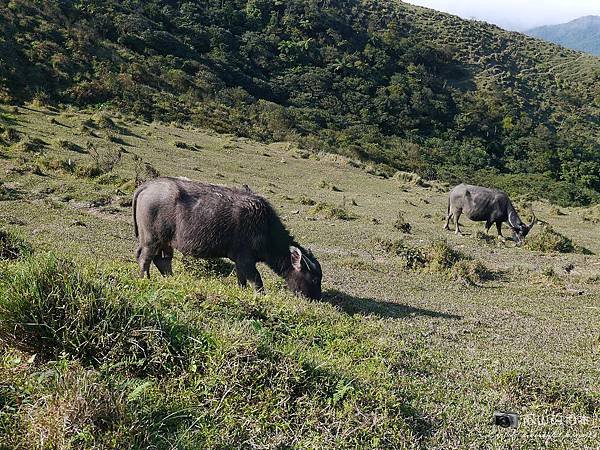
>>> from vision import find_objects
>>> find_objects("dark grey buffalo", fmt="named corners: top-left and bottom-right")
top-left (444, 183), bottom-right (536, 244)
top-left (133, 177), bottom-right (322, 299)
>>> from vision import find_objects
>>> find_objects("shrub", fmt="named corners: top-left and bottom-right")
top-left (581, 205), bottom-right (600, 224)
top-left (87, 142), bottom-right (122, 174)
top-left (392, 171), bottom-right (427, 187)
top-left (424, 240), bottom-right (462, 272)
top-left (38, 156), bottom-right (76, 174)
top-left (75, 163), bottom-right (103, 178)
top-left (173, 140), bottom-right (193, 150)
top-left (107, 134), bottom-right (127, 145)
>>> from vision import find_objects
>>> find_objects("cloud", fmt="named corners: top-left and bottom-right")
top-left (404, 0), bottom-right (600, 30)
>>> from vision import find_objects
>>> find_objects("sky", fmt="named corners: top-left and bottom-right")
top-left (404, 0), bottom-right (600, 31)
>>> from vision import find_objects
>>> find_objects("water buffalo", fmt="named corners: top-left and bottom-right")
top-left (444, 183), bottom-right (536, 245)
top-left (133, 177), bottom-right (322, 299)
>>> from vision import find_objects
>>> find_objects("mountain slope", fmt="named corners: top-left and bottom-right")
top-left (527, 16), bottom-right (600, 56)
top-left (1, 0), bottom-right (599, 205)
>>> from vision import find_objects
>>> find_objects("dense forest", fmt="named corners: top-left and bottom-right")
top-left (1, 0), bottom-right (600, 205)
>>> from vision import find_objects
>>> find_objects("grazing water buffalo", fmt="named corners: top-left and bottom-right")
top-left (444, 183), bottom-right (536, 245)
top-left (133, 177), bottom-right (322, 299)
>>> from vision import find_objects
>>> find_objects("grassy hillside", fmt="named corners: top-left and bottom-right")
top-left (528, 16), bottom-right (600, 57)
top-left (1, 0), bottom-right (599, 205)
top-left (0, 105), bottom-right (599, 448)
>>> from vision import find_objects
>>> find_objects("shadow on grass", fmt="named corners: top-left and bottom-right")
top-left (322, 289), bottom-right (462, 320)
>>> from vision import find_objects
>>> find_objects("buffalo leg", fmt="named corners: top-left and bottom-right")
top-left (136, 246), bottom-right (155, 278)
top-left (485, 220), bottom-right (493, 234)
top-left (153, 246), bottom-right (174, 276)
top-left (235, 259), bottom-right (264, 292)
top-left (454, 209), bottom-right (463, 235)
top-left (496, 221), bottom-right (504, 238)
top-left (444, 212), bottom-right (453, 231)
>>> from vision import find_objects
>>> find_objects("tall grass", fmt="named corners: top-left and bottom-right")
top-left (0, 253), bottom-right (436, 448)
top-left (0, 255), bottom-right (194, 376)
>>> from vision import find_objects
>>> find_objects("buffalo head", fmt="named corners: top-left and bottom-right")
top-left (286, 246), bottom-right (322, 299)
top-left (509, 209), bottom-right (537, 246)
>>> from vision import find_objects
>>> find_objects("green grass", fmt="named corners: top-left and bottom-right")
top-left (0, 106), bottom-right (599, 448)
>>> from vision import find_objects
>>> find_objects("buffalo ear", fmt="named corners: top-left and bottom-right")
top-left (290, 246), bottom-right (303, 271)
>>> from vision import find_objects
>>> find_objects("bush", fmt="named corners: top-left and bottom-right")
top-left (173, 140), bottom-right (193, 150)
top-left (75, 163), bottom-right (103, 178)
top-left (93, 113), bottom-right (117, 130)
top-left (424, 240), bottom-right (462, 272)
top-left (38, 156), bottom-right (76, 173)
top-left (392, 171), bottom-right (428, 187)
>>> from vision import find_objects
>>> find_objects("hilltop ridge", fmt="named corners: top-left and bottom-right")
top-left (527, 16), bottom-right (600, 56)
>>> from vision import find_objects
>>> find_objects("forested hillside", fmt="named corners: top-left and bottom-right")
top-left (528, 16), bottom-right (600, 57)
top-left (1, 0), bottom-right (600, 205)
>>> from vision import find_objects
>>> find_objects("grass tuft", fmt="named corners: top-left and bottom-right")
top-left (393, 211), bottom-right (412, 233)
top-left (526, 224), bottom-right (591, 254)
top-left (0, 229), bottom-right (32, 260)
top-left (56, 139), bottom-right (85, 153)
top-left (12, 138), bottom-right (45, 153)
top-left (311, 202), bottom-right (356, 220)
top-left (1, 127), bottom-right (21, 144)
top-left (182, 256), bottom-right (235, 278)
top-left (0, 255), bottom-right (194, 376)
top-left (378, 238), bottom-right (492, 284)
top-left (298, 194), bottom-right (316, 206)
